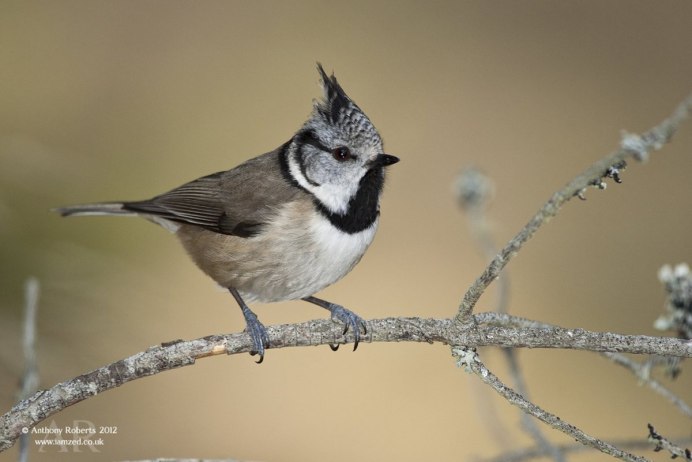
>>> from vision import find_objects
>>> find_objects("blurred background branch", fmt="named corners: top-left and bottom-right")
top-left (17, 278), bottom-right (40, 462)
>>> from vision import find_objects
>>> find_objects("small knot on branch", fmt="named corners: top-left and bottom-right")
top-left (574, 160), bottom-right (627, 200)
top-left (647, 423), bottom-right (692, 460)
top-left (606, 164), bottom-right (625, 183)
top-left (452, 346), bottom-right (480, 373)
top-left (620, 131), bottom-right (651, 162)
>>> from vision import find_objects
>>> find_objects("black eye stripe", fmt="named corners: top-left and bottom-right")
top-left (297, 129), bottom-right (359, 164)
top-left (297, 130), bottom-right (330, 153)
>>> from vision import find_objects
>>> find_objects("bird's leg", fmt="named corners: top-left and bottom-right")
top-left (302, 296), bottom-right (367, 351)
top-left (229, 288), bottom-right (269, 363)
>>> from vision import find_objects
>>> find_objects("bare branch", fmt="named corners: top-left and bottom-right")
top-left (481, 312), bottom-right (692, 419)
top-left (647, 424), bottom-right (692, 461)
top-left (470, 319), bottom-right (692, 357)
top-left (478, 312), bottom-right (692, 420)
top-left (18, 277), bottom-right (40, 462)
top-left (603, 352), bottom-right (692, 418)
top-left (456, 167), bottom-right (510, 314)
top-left (2, 316), bottom-right (691, 452)
top-left (454, 348), bottom-right (649, 462)
top-left (502, 348), bottom-right (565, 462)
top-left (458, 169), bottom-right (562, 460)
top-left (19, 278), bottom-right (40, 401)
top-left (475, 312), bottom-right (553, 329)
top-left (479, 437), bottom-right (692, 462)
top-left (456, 93), bottom-right (692, 323)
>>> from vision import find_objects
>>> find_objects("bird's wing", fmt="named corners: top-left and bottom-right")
top-left (123, 148), bottom-right (304, 237)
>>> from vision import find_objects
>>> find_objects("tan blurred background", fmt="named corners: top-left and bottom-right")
top-left (1, 1), bottom-right (691, 461)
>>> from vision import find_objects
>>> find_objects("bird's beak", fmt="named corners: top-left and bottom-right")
top-left (373, 154), bottom-right (400, 167)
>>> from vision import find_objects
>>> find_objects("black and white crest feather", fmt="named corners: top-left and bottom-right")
top-left (316, 63), bottom-right (352, 124)
top-left (314, 63), bottom-right (382, 147)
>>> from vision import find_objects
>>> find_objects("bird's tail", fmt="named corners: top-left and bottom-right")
top-left (54, 202), bottom-right (136, 217)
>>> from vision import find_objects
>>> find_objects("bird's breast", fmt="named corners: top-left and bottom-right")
top-left (246, 202), bottom-right (378, 301)
top-left (306, 210), bottom-right (378, 275)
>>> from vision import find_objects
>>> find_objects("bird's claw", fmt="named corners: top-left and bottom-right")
top-left (329, 305), bottom-right (367, 351)
top-left (241, 306), bottom-right (269, 363)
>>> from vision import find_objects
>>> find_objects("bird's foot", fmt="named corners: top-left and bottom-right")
top-left (301, 296), bottom-right (368, 351)
top-left (240, 305), bottom-right (269, 363)
top-left (328, 304), bottom-right (367, 351)
top-left (302, 296), bottom-right (367, 351)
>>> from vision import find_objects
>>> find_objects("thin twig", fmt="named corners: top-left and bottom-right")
top-left (456, 93), bottom-right (692, 323)
top-left (459, 168), bottom-right (517, 449)
top-left (647, 423), bottom-right (692, 461)
top-left (455, 348), bottom-right (650, 462)
top-left (19, 278), bottom-right (40, 401)
top-left (18, 277), bottom-right (40, 462)
top-left (603, 353), bottom-right (692, 418)
top-left (458, 170), bottom-right (563, 461)
top-left (478, 437), bottom-right (692, 462)
top-left (456, 168), bottom-right (510, 315)
top-left (502, 348), bottom-right (565, 462)
top-left (477, 313), bottom-right (692, 418)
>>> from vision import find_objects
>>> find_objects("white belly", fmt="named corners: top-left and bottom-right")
top-left (242, 211), bottom-right (378, 302)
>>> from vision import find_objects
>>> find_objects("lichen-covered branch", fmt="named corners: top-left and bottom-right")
top-left (456, 92), bottom-right (692, 323)
top-left (479, 437), bottom-right (692, 462)
top-left (2, 315), bottom-right (691, 452)
top-left (480, 313), bottom-right (692, 418)
top-left (454, 348), bottom-right (649, 462)
top-left (647, 423), bottom-right (692, 460)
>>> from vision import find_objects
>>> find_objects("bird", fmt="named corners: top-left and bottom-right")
top-left (56, 63), bottom-right (399, 362)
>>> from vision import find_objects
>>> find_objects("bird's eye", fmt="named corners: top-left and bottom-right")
top-left (331, 146), bottom-right (352, 162)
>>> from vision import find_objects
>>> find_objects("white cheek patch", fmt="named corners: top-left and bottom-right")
top-left (313, 182), bottom-right (359, 215)
top-left (287, 150), bottom-right (360, 215)
top-left (288, 151), bottom-right (317, 191)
